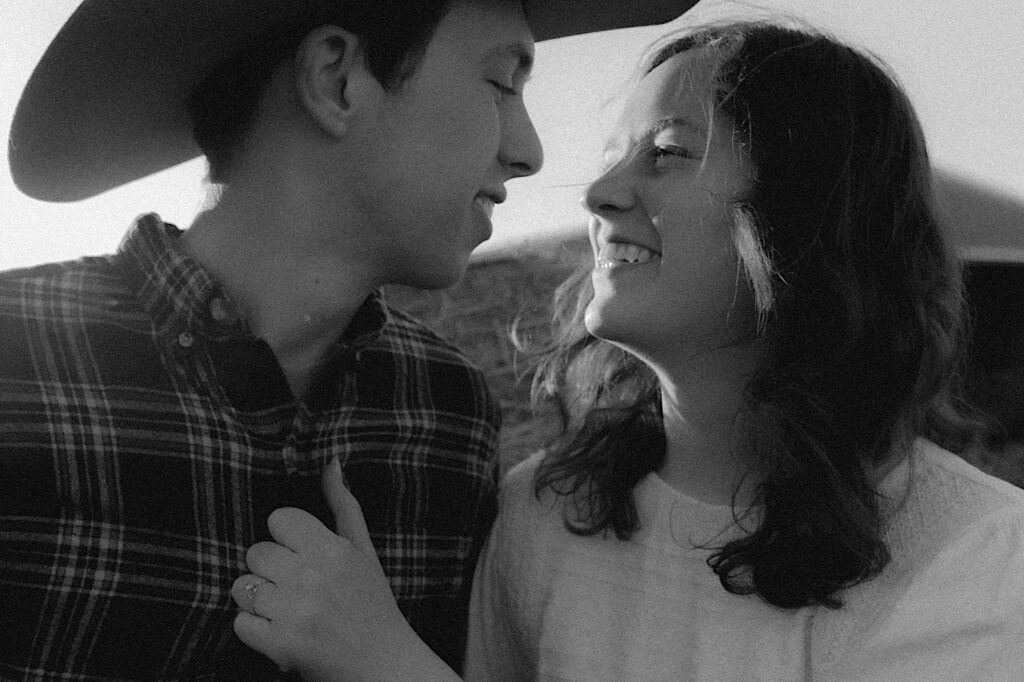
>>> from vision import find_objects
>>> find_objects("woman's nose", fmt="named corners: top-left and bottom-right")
top-left (582, 165), bottom-right (634, 215)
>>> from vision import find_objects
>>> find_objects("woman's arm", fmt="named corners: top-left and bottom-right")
top-left (231, 459), bottom-right (461, 681)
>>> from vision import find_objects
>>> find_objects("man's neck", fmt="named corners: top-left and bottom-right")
top-left (181, 197), bottom-right (377, 400)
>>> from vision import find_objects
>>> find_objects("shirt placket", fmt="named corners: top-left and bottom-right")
top-left (281, 405), bottom-right (310, 475)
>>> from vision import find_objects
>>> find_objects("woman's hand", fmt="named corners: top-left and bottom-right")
top-left (231, 458), bottom-right (458, 681)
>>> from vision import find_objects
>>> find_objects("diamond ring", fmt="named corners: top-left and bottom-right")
top-left (243, 577), bottom-right (271, 614)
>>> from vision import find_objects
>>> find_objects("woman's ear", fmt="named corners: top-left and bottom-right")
top-left (294, 25), bottom-right (371, 138)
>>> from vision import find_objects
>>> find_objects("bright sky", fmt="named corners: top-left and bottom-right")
top-left (3, 1), bottom-right (1023, 270)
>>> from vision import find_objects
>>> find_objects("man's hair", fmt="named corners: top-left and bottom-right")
top-left (186, 1), bottom-right (460, 182)
top-left (525, 21), bottom-right (978, 610)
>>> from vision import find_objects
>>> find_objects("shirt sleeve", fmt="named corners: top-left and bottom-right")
top-left (463, 528), bottom-right (519, 681)
top-left (822, 508), bottom-right (1024, 681)
top-left (463, 460), bottom-right (542, 682)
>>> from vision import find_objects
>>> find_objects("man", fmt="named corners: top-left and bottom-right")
top-left (1, 0), bottom-right (695, 678)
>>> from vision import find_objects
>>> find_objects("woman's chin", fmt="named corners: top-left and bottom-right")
top-left (584, 303), bottom-right (630, 345)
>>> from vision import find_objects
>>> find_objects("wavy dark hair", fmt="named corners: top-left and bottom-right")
top-left (525, 21), bottom-right (979, 609)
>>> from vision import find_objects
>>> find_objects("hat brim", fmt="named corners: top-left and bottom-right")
top-left (8, 0), bottom-right (698, 202)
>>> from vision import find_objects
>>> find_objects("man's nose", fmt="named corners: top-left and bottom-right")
top-left (500, 102), bottom-right (544, 178)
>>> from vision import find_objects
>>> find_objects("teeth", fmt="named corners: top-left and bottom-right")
top-left (474, 196), bottom-right (495, 218)
top-left (596, 242), bottom-right (660, 269)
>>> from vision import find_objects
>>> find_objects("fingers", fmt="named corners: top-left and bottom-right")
top-left (231, 572), bottom-right (282, 618)
top-left (233, 611), bottom-right (293, 673)
top-left (244, 540), bottom-right (299, 585)
top-left (322, 456), bottom-right (375, 556)
top-left (258, 459), bottom-right (375, 559)
top-left (265, 506), bottom-right (337, 557)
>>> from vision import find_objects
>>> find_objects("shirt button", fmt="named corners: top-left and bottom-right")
top-left (177, 331), bottom-right (195, 348)
top-left (209, 297), bottom-right (238, 324)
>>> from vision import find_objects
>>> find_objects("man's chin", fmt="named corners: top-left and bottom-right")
top-left (403, 256), bottom-right (472, 291)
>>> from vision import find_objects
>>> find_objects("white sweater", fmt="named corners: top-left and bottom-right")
top-left (464, 439), bottom-right (1024, 681)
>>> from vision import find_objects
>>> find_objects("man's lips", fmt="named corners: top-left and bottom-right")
top-left (474, 195), bottom-right (496, 218)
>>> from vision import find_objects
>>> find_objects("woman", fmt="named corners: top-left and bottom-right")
top-left (232, 21), bottom-right (1024, 680)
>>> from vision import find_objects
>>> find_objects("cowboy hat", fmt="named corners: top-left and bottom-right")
top-left (8, 0), bottom-right (699, 202)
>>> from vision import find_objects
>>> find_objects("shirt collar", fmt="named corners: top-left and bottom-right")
top-left (114, 213), bottom-right (390, 350)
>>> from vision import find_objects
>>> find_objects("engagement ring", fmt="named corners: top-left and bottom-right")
top-left (244, 577), bottom-right (270, 614)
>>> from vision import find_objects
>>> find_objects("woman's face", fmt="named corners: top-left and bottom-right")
top-left (583, 47), bottom-right (758, 364)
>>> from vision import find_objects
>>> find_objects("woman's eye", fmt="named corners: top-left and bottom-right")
top-left (652, 145), bottom-right (694, 161)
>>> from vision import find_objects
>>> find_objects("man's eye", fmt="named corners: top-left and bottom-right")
top-left (488, 80), bottom-right (518, 98)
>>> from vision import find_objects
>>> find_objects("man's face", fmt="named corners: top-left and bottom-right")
top-left (349, 0), bottom-right (544, 289)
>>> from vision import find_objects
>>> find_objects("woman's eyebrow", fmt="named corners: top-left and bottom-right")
top-left (600, 117), bottom-right (707, 161)
top-left (647, 117), bottom-right (703, 137)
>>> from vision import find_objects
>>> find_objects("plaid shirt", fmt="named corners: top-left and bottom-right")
top-left (0, 215), bottom-right (500, 680)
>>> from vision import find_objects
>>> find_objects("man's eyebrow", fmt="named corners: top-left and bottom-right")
top-left (484, 42), bottom-right (535, 76)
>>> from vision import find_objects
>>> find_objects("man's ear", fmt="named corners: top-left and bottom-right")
top-left (294, 26), bottom-right (371, 138)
